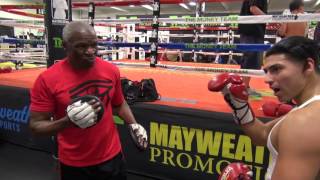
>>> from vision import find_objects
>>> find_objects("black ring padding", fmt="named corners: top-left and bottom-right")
top-left (71, 95), bottom-right (104, 122)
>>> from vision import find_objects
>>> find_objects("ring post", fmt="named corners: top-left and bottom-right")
top-left (149, 0), bottom-right (160, 67)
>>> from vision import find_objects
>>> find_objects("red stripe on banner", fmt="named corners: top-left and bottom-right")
top-left (0, 4), bottom-right (43, 9)
top-left (0, 9), bottom-right (44, 18)
top-left (72, 0), bottom-right (242, 7)
top-left (73, 0), bottom-right (153, 7)
top-left (161, 0), bottom-right (241, 4)
top-left (1, 0), bottom-right (242, 9)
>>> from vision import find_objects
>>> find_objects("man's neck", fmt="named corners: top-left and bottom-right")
top-left (295, 76), bottom-right (320, 105)
top-left (67, 57), bottom-right (92, 70)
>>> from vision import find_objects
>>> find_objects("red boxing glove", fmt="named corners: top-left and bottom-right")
top-left (5, 67), bottom-right (13, 73)
top-left (262, 101), bottom-right (293, 117)
top-left (0, 66), bottom-right (12, 73)
top-left (208, 73), bottom-right (255, 125)
top-left (218, 162), bottom-right (253, 180)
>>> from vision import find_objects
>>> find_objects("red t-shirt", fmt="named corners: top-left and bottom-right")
top-left (30, 57), bottom-right (124, 167)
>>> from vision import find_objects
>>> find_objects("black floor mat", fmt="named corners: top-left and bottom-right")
top-left (0, 141), bottom-right (155, 180)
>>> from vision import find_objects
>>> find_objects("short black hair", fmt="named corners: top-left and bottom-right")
top-left (265, 36), bottom-right (320, 73)
top-left (289, 0), bottom-right (304, 12)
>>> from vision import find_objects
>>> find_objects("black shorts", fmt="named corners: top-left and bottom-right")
top-left (239, 34), bottom-right (264, 70)
top-left (60, 152), bottom-right (127, 180)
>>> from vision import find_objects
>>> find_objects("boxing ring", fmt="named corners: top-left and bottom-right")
top-left (0, 61), bottom-right (274, 180)
top-left (1, 1), bottom-right (319, 179)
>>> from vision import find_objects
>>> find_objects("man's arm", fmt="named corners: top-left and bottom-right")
top-left (272, 113), bottom-right (320, 180)
top-left (30, 97), bottom-right (102, 136)
top-left (250, 5), bottom-right (266, 15)
top-left (29, 111), bottom-right (71, 136)
top-left (113, 101), bottom-right (137, 124)
top-left (277, 23), bottom-right (287, 37)
top-left (241, 118), bottom-right (280, 146)
top-left (208, 73), bottom-right (281, 146)
top-left (113, 100), bottom-right (148, 150)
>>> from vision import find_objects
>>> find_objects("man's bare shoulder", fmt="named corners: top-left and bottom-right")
top-left (278, 102), bottom-right (320, 152)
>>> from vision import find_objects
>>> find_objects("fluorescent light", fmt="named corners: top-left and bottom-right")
top-left (110, 6), bottom-right (127, 12)
top-left (316, 0), bottom-right (320, 6)
top-left (141, 5), bottom-right (153, 11)
top-left (189, 2), bottom-right (196, 6)
top-left (304, 0), bottom-right (312, 2)
top-left (129, 5), bottom-right (135, 7)
top-left (201, 2), bottom-right (205, 12)
top-left (179, 3), bottom-right (190, 10)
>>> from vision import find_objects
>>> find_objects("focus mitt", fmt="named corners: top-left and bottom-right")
top-left (67, 95), bottom-right (104, 128)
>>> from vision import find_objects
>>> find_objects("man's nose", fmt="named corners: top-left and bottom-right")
top-left (85, 47), bottom-right (96, 54)
top-left (264, 73), bottom-right (273, 84)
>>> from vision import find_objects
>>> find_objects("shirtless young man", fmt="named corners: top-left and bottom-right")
top-left (277, 0), bottom-right (308, 38)
top-left (210, 36), bottom-right (320, 180)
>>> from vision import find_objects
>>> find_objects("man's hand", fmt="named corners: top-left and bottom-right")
top-left (128, 123), bottom-right (148, 150)
top-left (208, 73), bottom-right (255, 125)
top-left (67, 95), bottom-right (103, 128)
top-left (218, 162), bottom-right (253, 180)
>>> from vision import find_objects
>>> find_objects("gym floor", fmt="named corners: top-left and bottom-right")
top-left (0, 140), bottom-right (155, 180)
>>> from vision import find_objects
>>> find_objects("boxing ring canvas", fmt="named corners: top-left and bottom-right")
top-left (0, 62), bottom-right (275, 180)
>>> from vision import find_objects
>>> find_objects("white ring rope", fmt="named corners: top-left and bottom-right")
top-left (0, 47), bottom-right (44, 52)
top-left (97, 49), bottom-right (243, 56)
top-left (94, 14), bottom-right (320, 25)
top-left (1, 13), bottom-right (319, 27)
top-left (112, 61), bottom-right (264, 77)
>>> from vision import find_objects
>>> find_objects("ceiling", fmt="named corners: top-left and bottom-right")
top-left (2, 0), bottom-right (320, 19)
top-left (74, 0), bottom-right (320, 18)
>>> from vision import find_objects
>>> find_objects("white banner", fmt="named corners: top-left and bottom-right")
top-left (95, 14), bottom-right (320, 25)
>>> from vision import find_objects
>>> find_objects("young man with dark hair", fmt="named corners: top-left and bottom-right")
top-left (210, 36), bottom-right (320, 179)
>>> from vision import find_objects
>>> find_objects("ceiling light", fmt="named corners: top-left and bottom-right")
top-left (141, 5), bottom-right (153, 11)
top-left (110, 6), bottom-right (127, 12)
top-left (129, 5), bottom-right (135, 7)
top-left (179, 3), bottom-right (190, 10)
top-left (189, 2), bottom-right (196, 6)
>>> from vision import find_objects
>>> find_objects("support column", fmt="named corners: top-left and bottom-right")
top-left (88, 2), bottom-right (95, 27)
top-left (192, 1), bottom-right (203, 62)
top-left (44, 0), bottom-right (72, 67)
top-left (149, 0), bottom-right (160, 67)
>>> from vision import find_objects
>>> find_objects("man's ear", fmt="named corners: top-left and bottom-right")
top-left (62, 41), bottom-right (67, 50)
top-left (303, 58), bottom-right (316, 74)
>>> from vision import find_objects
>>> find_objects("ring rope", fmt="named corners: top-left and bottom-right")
top-left (112, 61), bottom-right (264, 77)
top-left (97, 49), bottom-right (243, 56)
top-left (0, 38), bottom-right (270, 52)
top-left (1, 13), bottom-right (318, 27)
top-left (94, 14), bottom-right (320, 25)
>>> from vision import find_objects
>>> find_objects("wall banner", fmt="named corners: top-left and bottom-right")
top-left (118, 103), bottom-right (270, 180)
top-left (0, 86), bottom-right (54, 153)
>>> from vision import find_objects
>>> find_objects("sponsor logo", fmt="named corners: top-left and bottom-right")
top-left (149, 122), bottom-right (268, 178)
top-left (0, 106), bottom-right (30, 132)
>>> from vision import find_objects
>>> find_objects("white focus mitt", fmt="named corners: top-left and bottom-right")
top-left (67, 100), bottom-right (97, 128)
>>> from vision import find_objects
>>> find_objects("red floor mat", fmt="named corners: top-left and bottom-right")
top-left (0, 61), bottom-right (277, 118)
